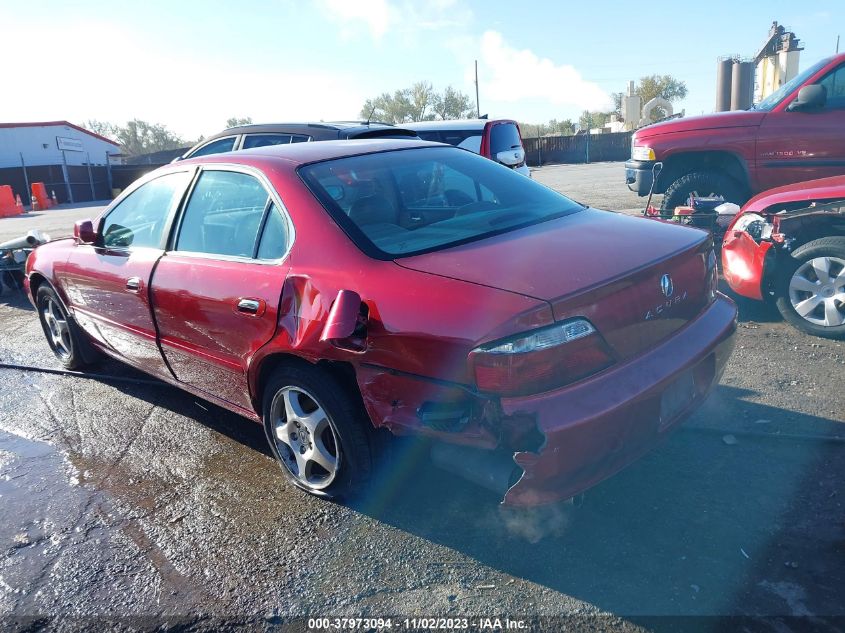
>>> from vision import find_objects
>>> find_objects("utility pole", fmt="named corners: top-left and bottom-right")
top-left (474, 60), bottom-right (480, 118)
top-left (837, 35), bottom-right (840, 54)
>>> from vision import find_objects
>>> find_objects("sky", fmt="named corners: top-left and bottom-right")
top-left (0, 0), bottom-right (841, 141)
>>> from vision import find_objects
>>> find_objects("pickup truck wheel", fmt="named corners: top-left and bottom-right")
top-left (661, 170), bottom-right (746, 216)
top-left (262, 364), bottom-right (372, 500)
top-left (774, 237), bottom-right (845, 339)
top-left (36, 285), bottom-right (89, 370)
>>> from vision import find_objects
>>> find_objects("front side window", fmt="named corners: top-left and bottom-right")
top-left (188, 136), bottom-right (238, 158)
top-left (176, 170), bottom-right (270, 258)
top-left (101, 172), bottom-right (191, 249)
top-left (300, 146), bottom-right (583, 258)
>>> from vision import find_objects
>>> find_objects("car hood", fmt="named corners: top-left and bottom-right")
top-left (742, 174), bottom-right (845, 214)
top-left (636, 110), bottom-right (766, 139)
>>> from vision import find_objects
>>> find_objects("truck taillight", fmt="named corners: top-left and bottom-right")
top-left (469, 319), bottom-right (614, 397)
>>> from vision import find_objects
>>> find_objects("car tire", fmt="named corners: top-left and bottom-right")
top-left (262, 363), bottom-right (372, 500)
top-left (36, 284), bottom-right (91, 370)
top-left (661, 170), bottom-right (747, 216)
top-left (774, 237), bottom-right (845, 340)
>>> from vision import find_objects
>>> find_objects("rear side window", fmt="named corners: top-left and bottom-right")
top-left (101, 172), bottom-right (191, 249)
top-left (256, 203), bottom-right (289, 259)
top-left (188, 137), bottom-right (238, 158)
top-left (243, 134), bottom-right (292, 148)
top-left (489, 123), bottom-right (523, 155)
top-left (176, 170), bottom-right (269, 258)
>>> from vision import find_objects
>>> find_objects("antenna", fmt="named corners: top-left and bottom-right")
top-left (365, 104), bottom-right (376, 126)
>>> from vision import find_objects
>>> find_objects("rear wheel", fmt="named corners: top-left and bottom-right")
top-left (262, 363), bottom-right (372, 499)
top-left (661, 170), bottom-right (746, 216)
top-left (775, 237), bottom-right (845, 339)
top-left (36, 285), bottom-right (90, 369)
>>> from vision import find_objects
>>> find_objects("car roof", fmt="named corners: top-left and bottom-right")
top-left (210, 121), bottom-right (410, 138)
top-left (404, 119), bottom-right (515, 132)
top-left (178, 138), bottom-right (446, 167)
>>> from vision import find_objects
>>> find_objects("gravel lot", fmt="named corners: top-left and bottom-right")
top-left (0, 162), bottom-right (843, 630)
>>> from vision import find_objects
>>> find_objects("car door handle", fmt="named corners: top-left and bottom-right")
top-left (236, 298), bottom-right (265, 316)
top-left (126, 277), bottom-right (142, 292)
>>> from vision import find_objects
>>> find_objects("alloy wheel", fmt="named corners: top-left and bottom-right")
top-left (788, 256), bottom-right (845, 328)
top-left (270, 386), bottom-right (340, 490)
top-left (42, 297), bottom-right (73, 360)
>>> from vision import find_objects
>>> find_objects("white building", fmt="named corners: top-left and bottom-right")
top-left (0, 121), bottom-right (120, 169)
top-left (0, 121), bottom-right (121, 203)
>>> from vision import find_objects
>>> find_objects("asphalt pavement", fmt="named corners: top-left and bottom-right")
top-left (0, 163), bottom-right (843, 630)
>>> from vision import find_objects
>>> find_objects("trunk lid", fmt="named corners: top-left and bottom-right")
top-left (397, 209), bottom-right (713, 360)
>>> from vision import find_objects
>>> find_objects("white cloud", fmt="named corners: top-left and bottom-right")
top-left (0, 18), bottom-right (366, 139)
top-left (479, 31), bottom-right (612, 112)
top-left (316, 0), bottom-right (394, 41)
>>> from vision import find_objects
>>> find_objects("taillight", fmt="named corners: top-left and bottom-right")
top-left (469, 319), bottom-right (614, 397)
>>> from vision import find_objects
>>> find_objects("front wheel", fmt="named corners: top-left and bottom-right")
top-left (774, 237), bottom-right (845, 339)
top-left (36, 284), bottom-right (90, 369)
top-left (262, 363), bottom-right (372, 500)
top-left (660, 170), bottom-right (746, 216)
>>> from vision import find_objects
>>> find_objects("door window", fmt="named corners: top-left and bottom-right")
top-left (818, 65), bottom-right (845, 110)
top-left (101, 172), bottom-right (191, 249)
top-left (243, 134), bottom-right (293, 148)
top-left (256, 203), bottom-right (290, 260)
top-left (188, 136), bottom-right (238, 158)
top-left (175, 170), bottom-right (270, 258)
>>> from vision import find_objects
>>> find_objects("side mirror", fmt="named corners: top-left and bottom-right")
top-left (496, 148), bottom-right (525, 167)
top-left (320, 289), bottom-right (364, 342)
top-left (73, 219), bottom-right (97, 244)
top-left (788, 84), bottom-right (827, 111)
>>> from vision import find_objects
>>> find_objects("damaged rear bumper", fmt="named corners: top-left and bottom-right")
top-left (501, 296), bottom-right (737, 507)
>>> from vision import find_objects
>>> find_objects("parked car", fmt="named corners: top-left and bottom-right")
top-left (722, 175), bottom-right (845, 339)
top-left (175, 121), bottom-right (418, 160)
top-left (405, 119), bottom-right (531, 177)
top-left (626, 53), bottom-right (845, 213)
top-left (26, 139), bottom-right (736, 506)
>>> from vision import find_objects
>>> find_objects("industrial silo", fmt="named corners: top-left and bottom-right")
top-left (731, 60), bottom-right (755, 110)
top-left (715, 57), bottom-right (733, 112)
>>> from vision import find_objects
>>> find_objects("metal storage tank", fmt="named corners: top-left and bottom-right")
top-left (715, 58), bottom-right (733, 112)
top-left (731, 60), bottom-right (755, 110)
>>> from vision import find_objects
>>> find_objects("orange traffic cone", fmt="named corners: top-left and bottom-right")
top-left (15, 194), bottom-right (24, 215)
top-left (51, 190), bottom-right (59, 207)
top-left (31, 195), bottom-right (40, 212)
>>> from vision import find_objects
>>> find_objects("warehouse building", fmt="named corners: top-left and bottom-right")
top-left (0, 121), bottom-right (121, 204)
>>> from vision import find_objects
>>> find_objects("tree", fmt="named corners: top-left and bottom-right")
top-left (361, 83), bottom-right (475, 123)
top-left (114, 119), bottom-right (186, 156)
top-left (430, 86), bottom-right (475, 121)
top-left (226, 116), bottom-right (253, 128)
top-left (83, 119), bottom-right (117, 140)
top-left (579, 110), bottom-right (612, 131)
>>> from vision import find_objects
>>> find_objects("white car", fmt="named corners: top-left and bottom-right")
top-left (405, 119), bottom-right (531, 178)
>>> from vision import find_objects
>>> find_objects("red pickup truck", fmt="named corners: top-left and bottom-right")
top-left (625, 53), bottom-right (845, 212)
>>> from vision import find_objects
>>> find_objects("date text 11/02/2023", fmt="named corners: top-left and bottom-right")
top-left (307, 617), bottom-right (528, 630)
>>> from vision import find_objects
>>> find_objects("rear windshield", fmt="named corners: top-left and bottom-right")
top-left (299, 146), bottom-right (582, 259)
top-left (490, 122), bottom-right (523, 154)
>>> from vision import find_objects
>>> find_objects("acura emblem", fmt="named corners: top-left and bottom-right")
top-left (660, 274), bottom-right (673, 298)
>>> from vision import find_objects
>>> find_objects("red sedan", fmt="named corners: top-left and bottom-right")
top-left (722, 175), bottom-right (845, 339)
top-left (26, 140), bottom-right (736, 506)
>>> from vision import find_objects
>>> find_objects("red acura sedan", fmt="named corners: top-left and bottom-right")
top-left (26, 140), bottom-right (736, 506)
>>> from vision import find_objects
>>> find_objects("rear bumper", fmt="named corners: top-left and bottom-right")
top-left (501, 296), bottom-right (737, 507)
top-left (625, 159), bottom-right (657, 195)
top-left (721, 230), bottom-right (773, 301)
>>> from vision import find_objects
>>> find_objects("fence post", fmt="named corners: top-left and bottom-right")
top-left (60, 149), bottom-right (73, 204)
top-left (19, 153), bottom-right (30, 202)
top-left (105, 151), bottom-right (113, 196)
top-left (86, 152), bottom-right (95, 201)
top-left (537, 125), bottom-right (542, 167)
